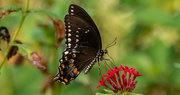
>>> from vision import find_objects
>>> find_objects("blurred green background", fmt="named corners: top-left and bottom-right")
top-left (1, 0), bottom-right (180, 95)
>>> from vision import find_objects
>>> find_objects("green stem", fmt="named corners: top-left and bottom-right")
top-left (0, 0), bottom-right (29, 69)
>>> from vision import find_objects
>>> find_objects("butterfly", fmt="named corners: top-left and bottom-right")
top-left (52, 4), bottom-right (107, 85)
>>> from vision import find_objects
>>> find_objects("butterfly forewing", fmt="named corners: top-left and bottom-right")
top-left (65, 15), bottom-right (101, 51)
top-left (68, 4), bottom-right (101, 41)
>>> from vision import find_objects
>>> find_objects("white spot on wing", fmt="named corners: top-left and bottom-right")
top-left (72, 49), bottom-right (78, 53)
top-left (61, 82), bottom-right (66, 85)
top-left (68, 33), bottom-right (71, 37)
top-left (76, 35), bottom-right (79, 37)
top-left (68, 38), bottom-right (71, 42)
top-left (85, 30), bottom-right (89, 33)
top-left (64, 51), bottom-right (69, 55)
top-left (74, 44), bottom-right (78, 48)
top-left (76, 39), bottom-right (79, 42)
top-left (71, 10), bottom-right (74, 12)
top-left (68, 29), bottom-right (71, 32)
top-left (76, 31), bottom-right (79, 33)
top-left (68, 43), bottom-right (71, 48)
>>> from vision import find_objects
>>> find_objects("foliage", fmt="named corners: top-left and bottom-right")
top-left (1, 0), bottom-right (180, 95)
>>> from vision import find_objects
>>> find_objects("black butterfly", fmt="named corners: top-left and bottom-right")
top-left (52, 4), bottom-right (107, 85)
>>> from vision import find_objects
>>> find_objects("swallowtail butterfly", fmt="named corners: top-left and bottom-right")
top-left (52, 4), bottom-right (107, 85)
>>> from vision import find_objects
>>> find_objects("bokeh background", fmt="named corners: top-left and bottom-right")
top-left (1, 0), bottom-right (180, 95)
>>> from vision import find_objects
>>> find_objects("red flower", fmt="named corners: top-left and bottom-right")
top-left (97, 65), bottom-right (143, 93)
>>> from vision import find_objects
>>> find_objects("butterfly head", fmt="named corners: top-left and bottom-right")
top-left (98, 50), bottom-right (107, 61)
top-left (100, 50), bottom-right (108, 56)
top-left (104, 50), bottom-right (108, 54)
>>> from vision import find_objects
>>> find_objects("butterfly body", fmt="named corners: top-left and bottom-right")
top-left (53, 4), bottom-right (106, 85)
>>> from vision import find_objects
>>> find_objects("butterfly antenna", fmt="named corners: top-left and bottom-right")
top-left (105, 37), bottom-right (117, 50)
top-left (107, 53), bottom-right (115, 67)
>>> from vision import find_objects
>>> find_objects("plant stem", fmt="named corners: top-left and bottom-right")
top-left (0, 0), bottom-right (29, 69)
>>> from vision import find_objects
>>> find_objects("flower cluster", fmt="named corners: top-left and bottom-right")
top-left (97, 65), bottom-right (143, 93)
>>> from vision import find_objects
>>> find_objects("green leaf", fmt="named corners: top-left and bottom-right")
top-left (95, 92), bottom-right (113, 95)
top-left (33, 9), bottom-right (59, 20)
top-left (96, 90), bottom-right (144, 95)
top-left (15, 44), bottom-right (35, 60)
top-left (2, 6), bottom-right (22, 12)
top-left (121, 92), bottom-right (144, 95)
top-left (103, 89), bottom-right (114, 93)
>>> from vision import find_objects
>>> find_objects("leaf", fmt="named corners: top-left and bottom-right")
top-left (0, 26), bottom-right (10, 43)
top-left (7, 40), bottom-right (22, 60)
top-left (32, 9), bottom-right (65, 48)
top-left (7, 46), bottom-right (18, 60)
top-left (96, 90), bottom-right (144, 95)
top-left (15, 44), bottom-right (34, 59)
top-left (103, 89), bottom-right (114, 93)
top-left (95, 92), bottom-right (119, 95)
top-left (122, 92), bottom-right (144, 95)
top-left (0, 5), bottom-right (22, 19)
top-left (15, 44), bottom-right (46, 70)
top-left (34, 9), bottom-right (59, 20)
top-left (30, 52), bottom-right (46, 70)
top-left (95, 92), bottom-right (109, 95)
top-left (14, 54), bottom-right (24, 66)
top-left (52, 19), bottom-right (65, 48)
top-left (0, 26), bottom-right (19, 59)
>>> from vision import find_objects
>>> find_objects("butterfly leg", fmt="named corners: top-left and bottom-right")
top-left (97, 61), bottom-right (102, 79)
top-left (103, 59), bottom-right (115, 68)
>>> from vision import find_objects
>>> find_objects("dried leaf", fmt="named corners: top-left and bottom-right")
top-left (7, 46), bottom-right (18, 60)
top-left (52, 19), bottom-right (65, 48)
top-left (7, 40), bottom-right (22, 60)
top-left (15, 44), bottom-right (46, 70)
top-left (0, 26), bottom-right (10, 43)
top-left (24, 52), bottom-right (46, 70)
top-left (0, 6), bottom-right (22, 19)
top-left (40, 58), bottom-right (48, 74)
top-left (30, 52), bottom-right (46, 70)
top-left (0, 8), bottom-right (2, 18)
top-left (14, 53), bottom-right (24, 66)
top-left (33, 9), bottom-right (65, 48)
